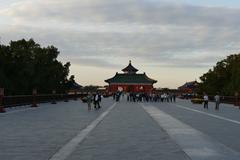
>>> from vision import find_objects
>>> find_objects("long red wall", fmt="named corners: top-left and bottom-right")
top-left (108, 84), bottom-right (153, 93)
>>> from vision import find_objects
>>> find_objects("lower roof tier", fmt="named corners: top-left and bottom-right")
top-left (105, 73), bottom-right (157, 84)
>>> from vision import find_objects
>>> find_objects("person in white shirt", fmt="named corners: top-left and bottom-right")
top-left (203, 93), bottom-right (209, 109)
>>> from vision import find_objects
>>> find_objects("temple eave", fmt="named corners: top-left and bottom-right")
top-left (106, 82), bottom-right (155, 85)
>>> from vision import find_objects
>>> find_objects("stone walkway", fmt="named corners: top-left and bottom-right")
top-left (0, 99), bottom-right (113, 160)
top-left (67, 101), bottom-right (190, 160)
top-left (0, 98), bottom-right (240, 160)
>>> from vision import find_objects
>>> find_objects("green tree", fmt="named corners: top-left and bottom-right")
top-left (0, 39), bottom-right (73, 95)
top-left (199, 53), bottom-right (240, 96)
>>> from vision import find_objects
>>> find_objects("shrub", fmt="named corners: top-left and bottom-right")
top-left (191, 98), bottom-right (204, 104)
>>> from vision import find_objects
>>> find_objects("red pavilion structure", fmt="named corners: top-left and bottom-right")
top-left (105, 61), bottom-right (157, 93)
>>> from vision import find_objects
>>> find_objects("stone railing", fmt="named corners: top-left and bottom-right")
top-left (0, 88), bottom-right (88, 113)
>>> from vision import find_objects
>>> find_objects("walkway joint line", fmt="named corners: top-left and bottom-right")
top-left (49, 102), bottom-right (117, 160)
top-left (140, 103), bottom-right (240, 160)
top-left (174, 104), bottom-right (240, 125)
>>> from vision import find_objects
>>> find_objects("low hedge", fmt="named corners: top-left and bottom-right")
top-left (191, 98), bottom-right (204, 104)
top-left (81, 97), bottom-right (88, 103)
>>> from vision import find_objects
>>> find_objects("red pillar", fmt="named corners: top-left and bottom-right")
top-left (0, 88), bottom-right (6, 113)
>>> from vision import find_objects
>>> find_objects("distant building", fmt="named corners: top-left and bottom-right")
top-left (105, 60), bottom-right (157, 93)
top-left (68, 82), bottom-right (82, 94)
top-left (153, 88), bottom-right (179, 94)
top-left (178, 81), bottom-right (199, 94)
top-left (96, 86), bottom-right (107, 94)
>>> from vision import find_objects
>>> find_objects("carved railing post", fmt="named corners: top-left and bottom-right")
top-left (51, 90), bottom-right (56, 104)
top-left (31, 89), bottom-right (38, 107)
top-left (64, 91), bottom-right (68, 102)
top-left (74, 90), bottom-right (77, 101)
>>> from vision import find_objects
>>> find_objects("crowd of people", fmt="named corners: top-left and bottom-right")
top-left (85, 91), bottom-right (223, 111)
top-left (86, 92), bottom-right (102, 111)
top-left (113, 92), bottom-right (177, 103)
top-left (112, 91), bottom-right (223, 111)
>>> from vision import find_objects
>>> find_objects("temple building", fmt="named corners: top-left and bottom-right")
top-left (178, 81), bottom-right (199, 94)
top-left (105, 61), bottom-right (157, 93)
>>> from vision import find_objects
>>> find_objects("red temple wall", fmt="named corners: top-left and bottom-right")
top-left (108, 84), bottom-right (153, 93)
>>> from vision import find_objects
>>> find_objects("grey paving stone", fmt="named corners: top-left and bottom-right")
top-left (0, 98), bottom-right (114, 160)
top-left (67, 101), bottom-right (190, 160)
top-left (3, 97), bottom-right (239, 160)
top-left (150, 99), bottom-right (240, 153)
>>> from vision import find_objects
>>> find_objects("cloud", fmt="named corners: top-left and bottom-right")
top-left (2, 0), bottom-right (240, 26)
top-left (0, 0), bottom-right (240, 70)
top-left (68, 57), bottom-right (122, 69)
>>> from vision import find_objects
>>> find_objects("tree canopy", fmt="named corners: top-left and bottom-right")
top-left (81, 85), bottom-right (101, 92)
top-left (199, 54), bottom-right (240, 96)
top-left (0, 39), bottom-right (74, 95)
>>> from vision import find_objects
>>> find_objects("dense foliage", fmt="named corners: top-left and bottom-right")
top-left (0, 39), bottom-right (73, 95)
top-left (81, 85), bottom-right (101, 92)
top-left (199, 54), bottom-right (240, 96)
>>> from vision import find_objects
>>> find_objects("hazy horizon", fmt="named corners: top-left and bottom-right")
top-left (1, 0), bottom-right (240, 88)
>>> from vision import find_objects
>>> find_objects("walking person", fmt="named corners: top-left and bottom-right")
top-left (203, 93), bottom-right (209, 109)
top-left (173, 94), bottom-right (176, 102)
top-left (161, 94), bottom-right (164, 102)
top-left (86, 93), bottom-right (92, 111)
top-left (116, 91), bottom-right (120, 102)
top-left (127, 92), bottom-right (130, 101)
top-left (94, 93), bottom-right (101, 110)
top-left (170, 94), bottom-right (173, 102)
top-left (166, 94), bottom-right (169, 102)
top-left (214, 93), bottom-right (220, 110)
top-left (113, 93), bottom-right (116, 100)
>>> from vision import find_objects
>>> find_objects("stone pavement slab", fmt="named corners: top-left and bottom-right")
top-left (141, 103), bottom-right (240, 160)
top-left (177, 99), bottom-right (240, 121)
top-left (149, 99), bottom-right (240, 153)
top-left (3, 98), bottom-right (239, 160)
top-left (67, 101), bottom-right (190, 160)
top-left (0, 98), bottom-right (114, 160)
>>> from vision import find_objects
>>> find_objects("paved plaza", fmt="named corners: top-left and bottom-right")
top-left (0, 97), bottom-right (240, 160)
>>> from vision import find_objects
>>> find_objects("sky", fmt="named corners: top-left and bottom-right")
top-left (1, 0), bottom-right (240, 88)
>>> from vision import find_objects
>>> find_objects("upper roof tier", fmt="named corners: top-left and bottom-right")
top-left (121, 60), bottom-right (139, 74)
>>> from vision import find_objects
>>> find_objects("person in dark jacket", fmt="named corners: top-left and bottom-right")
top-left (94, 93), bottom-right (101, 110)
